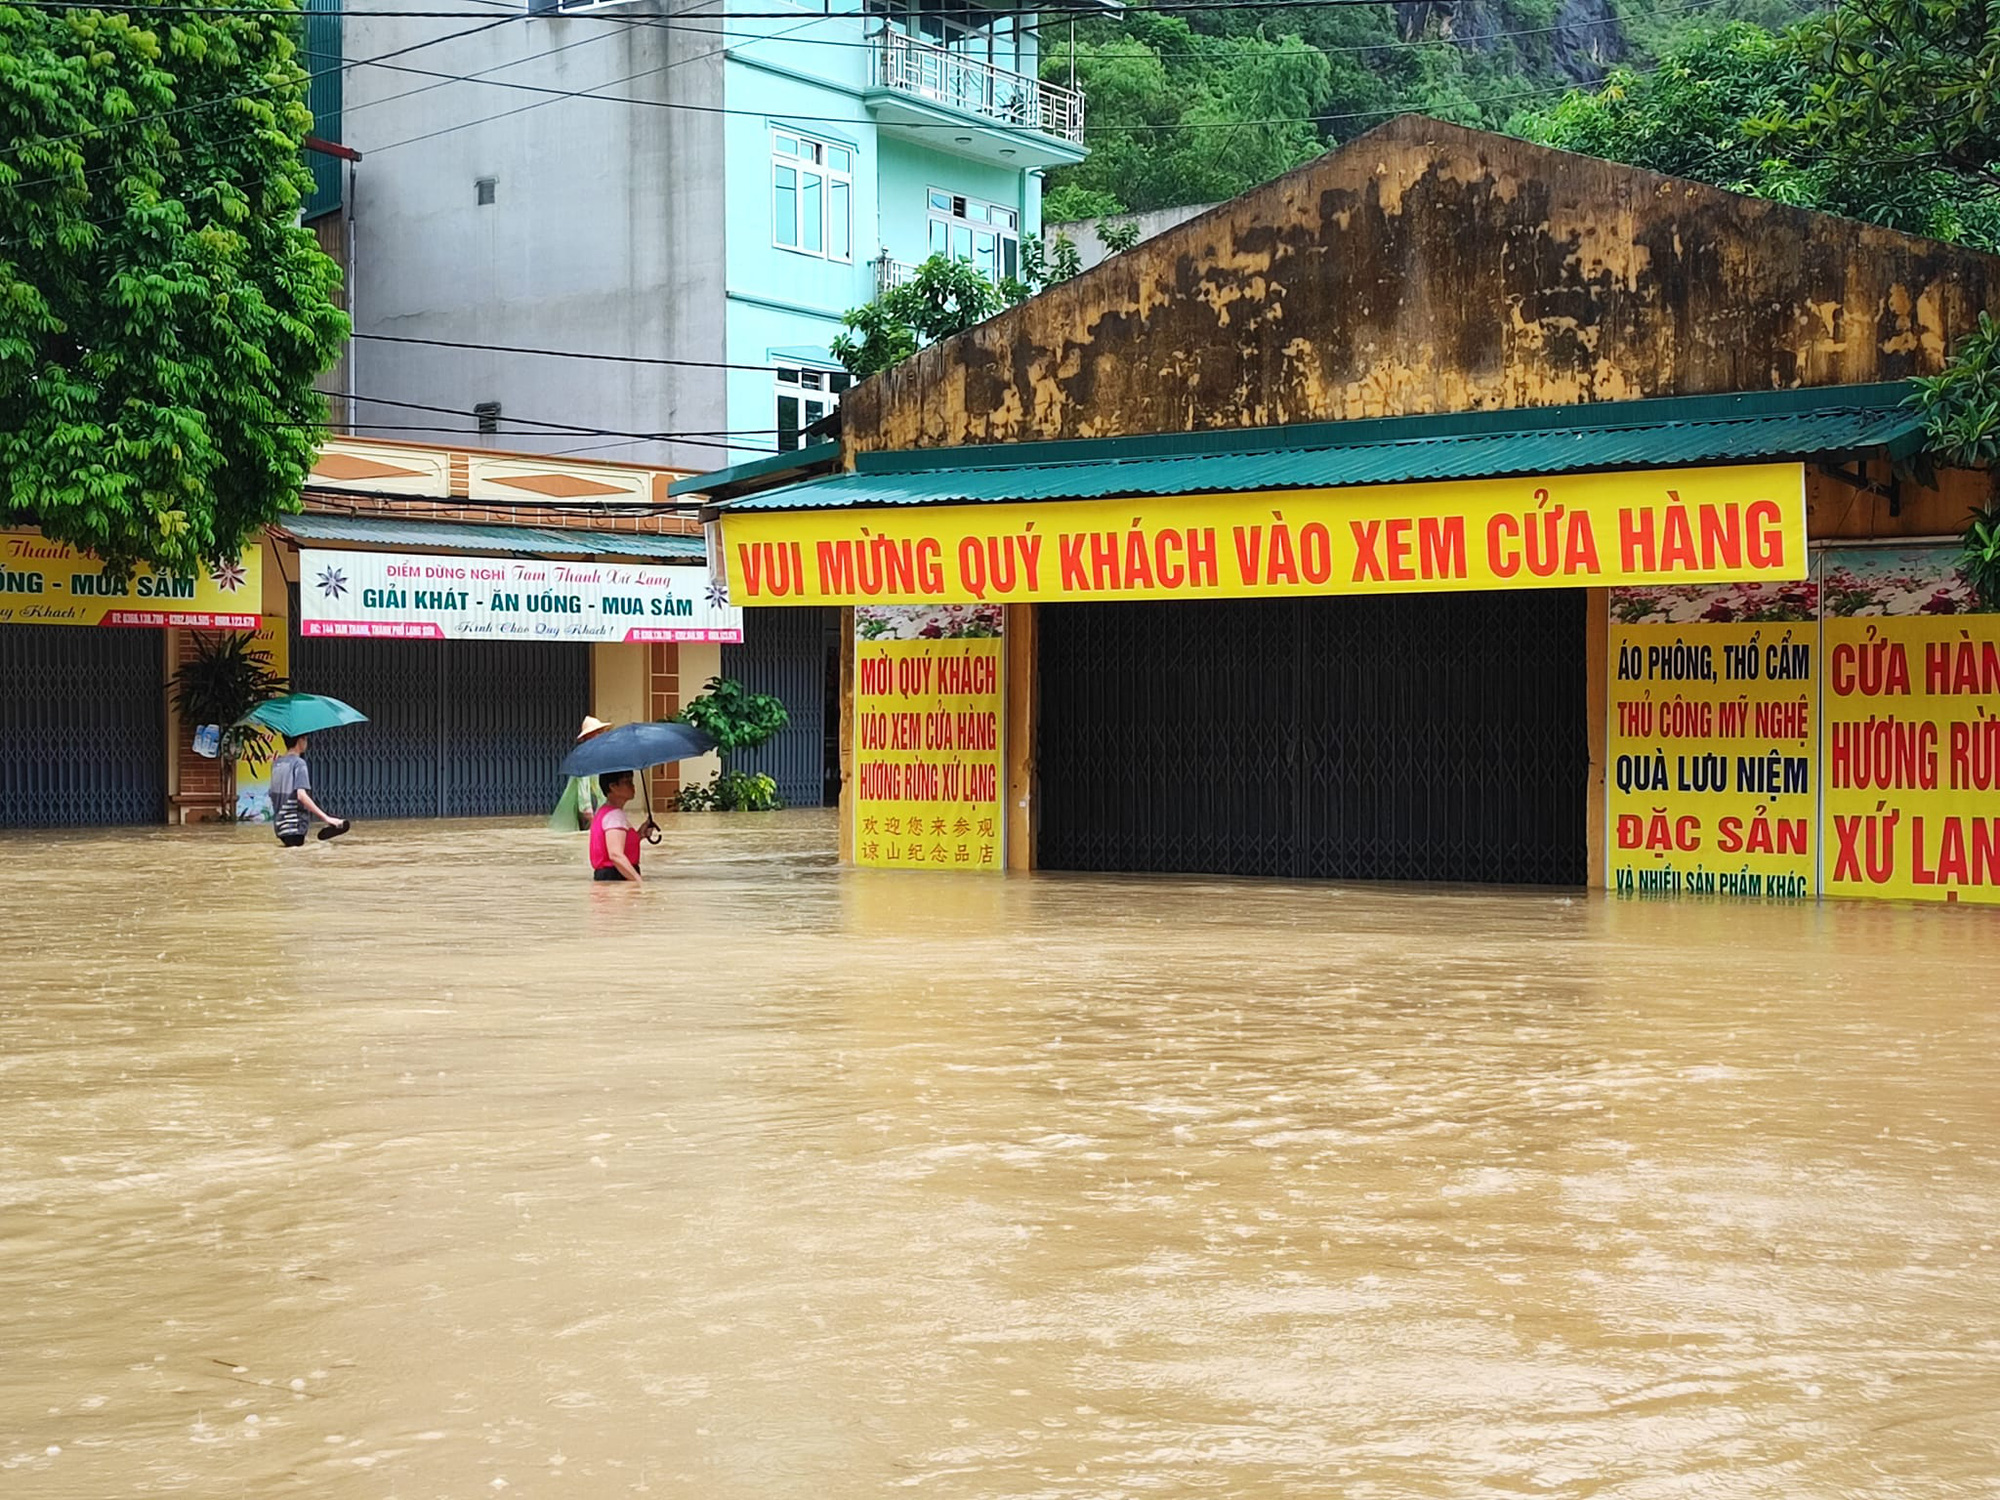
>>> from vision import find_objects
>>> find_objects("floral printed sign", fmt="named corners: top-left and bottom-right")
top-left (855, 603), bottom-right (1003, 640)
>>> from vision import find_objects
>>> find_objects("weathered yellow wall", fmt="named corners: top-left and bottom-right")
top-left (829, 115), bottom-right (2000, 886)
top-left (1807, 462), bottom-right (1992, 542)
top-left (842, 117), bottom-right (2000, 455)
top-left (590, 642), bottom-right (648, 732)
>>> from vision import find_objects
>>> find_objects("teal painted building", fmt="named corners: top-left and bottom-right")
top-left (328, 1), bottom-right (1099, 803)
top-left (336, 0), bottom-right (1097, 471)
top-left (717, 0), bottom-right (1092, 454)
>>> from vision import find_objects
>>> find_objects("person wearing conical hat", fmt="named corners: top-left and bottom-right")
top-left (549, 717), bottom-right (615, 832)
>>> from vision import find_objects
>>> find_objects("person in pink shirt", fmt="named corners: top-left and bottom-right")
top-left (588, 770), bottom-right (648, 883)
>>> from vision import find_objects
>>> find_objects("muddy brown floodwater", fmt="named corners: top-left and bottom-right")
top-left (2, 810), bottom-right (1998, 1498)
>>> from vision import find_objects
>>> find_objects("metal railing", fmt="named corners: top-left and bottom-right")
top-left (873, 30), bottom-right (1084, 144)
top-left (875, 253), bottom-right (918, 296)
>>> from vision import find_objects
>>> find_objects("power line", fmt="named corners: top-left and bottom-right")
top-left (4, 0), bottom-right (1724, 55)
top-left (0, 12), bottom-right (516, 165)
top-left (356, 58), bottom-right (1620, 148)
top-left (352, 331), bottom-right (798, 373)
top-left (1, 0), bottom-right (1699, 178)
top-left (275, 419), bottom-right (788, 434)
top-left (360, 4), bottom-right (836, 153)
top-left (322, 390), bottom-right (788, 452)
top-left (6, 1), bottom-right (1560, 18)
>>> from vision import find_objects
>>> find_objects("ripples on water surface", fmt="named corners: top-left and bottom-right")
top-left (1, 810), bottom-right (1997, 1497)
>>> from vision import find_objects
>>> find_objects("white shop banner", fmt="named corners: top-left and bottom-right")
top-left (299, 548), bottom-right (743, 643)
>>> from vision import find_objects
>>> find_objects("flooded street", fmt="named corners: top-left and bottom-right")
top-left (3, 811), bottom-right (1998, 1498)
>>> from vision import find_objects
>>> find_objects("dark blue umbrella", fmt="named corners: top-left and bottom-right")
top-left (561, 721), bottom-right (716, 845)
top-left (560, 721), bottom-right (716, 778)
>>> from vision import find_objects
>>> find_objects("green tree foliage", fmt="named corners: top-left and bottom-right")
top-left (1517, 0), bottom-right (2000, 467)
top-left (674, 675), bottom-right (791, 755)
top-left (832, 254), bottom-right (1006, 377)
top-left (1515, 16), bottom-right (2000, 248)
top-left (1045, 15), bottom-right (1331, 214)
top-left (0, 0), bottom-right (348, 576)
top-left (1041, 183), bottom-right (1127, 222)
top-left (1913, 314), bottom-right (2000, 468)
top-left (1795, 0), bottom-right (2000, 197)
top-left (672, 676), bottom-right (790, 813)
top-left (1515, 24), bottom-right (1809, 187)
top-left (1040, 0), bottom-right (1824, 216)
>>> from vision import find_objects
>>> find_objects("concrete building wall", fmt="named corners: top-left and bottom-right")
top-left (842, 116), bottom-right (2000, 454)
top-left (343, 1), bottom-right (1061, 474)
top-left (340, 7), bottom-right (729, 472)
top-left (876, 135), bottom-right (1034, 267)
top-left (1045, 201), bottom-right (1217, 272)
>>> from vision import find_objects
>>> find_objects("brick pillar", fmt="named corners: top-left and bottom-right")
top-left (646, 641), bottom-right (681, 808)
top-left (169, 629), bottom-right (229, 823)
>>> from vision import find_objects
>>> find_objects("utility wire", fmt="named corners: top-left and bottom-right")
top-left (321, 390), bottom-right (790, 452)
top-left (7, 0), bottom-right (1579, 18)
top-left (358, 60), bottom-right (1629, 149)
top-left (1, 0), bottom-right (1698, 175)
top-left (352, 331), bottom-right (802, 373)
top-left (273, 419), bottom-right (788, 434)
top-left (5, 0), bottom-right (1727, 56)
top-left (0, 12), bottom-right (517, 164)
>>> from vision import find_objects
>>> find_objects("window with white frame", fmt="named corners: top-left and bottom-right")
top-left (775, 365), bottom-right (852, 451)
top-left (772, 131), bottom-right (853, 261)
top-left (926, 188), bottom-right (1018, 283)
top-left (867, 0), bottom-right (1024, 73)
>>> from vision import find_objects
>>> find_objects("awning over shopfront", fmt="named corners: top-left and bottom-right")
top-left (273, 513), bottom-right (705, 562)
top-left (700, 384), bottom-right (1923, 513)
top-left (697, 386), bottom-right (1923, 607)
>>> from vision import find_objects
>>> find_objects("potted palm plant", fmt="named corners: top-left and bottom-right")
top-left (168, 631), bottom-right (288, 821)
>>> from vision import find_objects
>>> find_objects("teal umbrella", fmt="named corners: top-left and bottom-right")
top-left (237, 693), bottom-right (369, 738)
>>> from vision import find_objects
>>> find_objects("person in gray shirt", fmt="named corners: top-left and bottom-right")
top-left (268, 735), bottom-right (351, 847)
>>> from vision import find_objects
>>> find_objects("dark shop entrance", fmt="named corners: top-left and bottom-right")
top-left (1036, 590), bottom-right (1590, 885)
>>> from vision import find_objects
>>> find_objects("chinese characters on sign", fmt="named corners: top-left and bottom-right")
top-left (853, 611), bottom-right (1004, 873)
top-left (298, 548), bottom-right (742, 642)
top-left (723, 464), bottom-right (1808, 606)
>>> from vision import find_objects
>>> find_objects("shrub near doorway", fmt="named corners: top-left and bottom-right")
top-left (670, 677), bottom-right (790, 812)
top-left (168, 631), bottom-right (287, 820)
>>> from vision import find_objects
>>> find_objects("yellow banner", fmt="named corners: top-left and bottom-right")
top-left (854, 636), bottom-right (1004, 872)
top-left (724, 464), bottom-right (1806, 606)
top-left (1607, 620), bottom-right (1818, 899)
top-left (0, 530), bottom-right (261, 628)
top-left (234, 614), bottom-right (292, 823)
top-left (1823, 615), bottom-right (2000, 903)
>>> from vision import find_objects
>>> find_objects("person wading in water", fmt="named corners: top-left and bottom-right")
top-left (269, 734), bottom-right (351, 847)
top-left (588, 770), bottom-right (647, 883)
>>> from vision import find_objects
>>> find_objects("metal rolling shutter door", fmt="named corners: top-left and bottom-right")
top-left (0, 625), bottom-right (164, 827)
top-left (1037, 592), bottom-right (1589, 885)
top-left (721, 606), bottom-right (836, 807)
top-left (290, 634), bottom-right (588, 819)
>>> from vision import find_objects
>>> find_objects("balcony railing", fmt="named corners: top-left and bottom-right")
top-left (873, 30), bottom-right (1084, 144)
top-left (875, 253), bottom-right (918, 297)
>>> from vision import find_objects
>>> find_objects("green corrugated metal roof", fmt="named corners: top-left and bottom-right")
top-left (720, 384), bottom-right (1923, 512)
top-left (276, 512), bottom-right (705, 561)
top-left (668, 441), bottom-right (840, 497)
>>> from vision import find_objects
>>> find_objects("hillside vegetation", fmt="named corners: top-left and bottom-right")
top-left (1040, 0), bottom-right (1822, 218)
